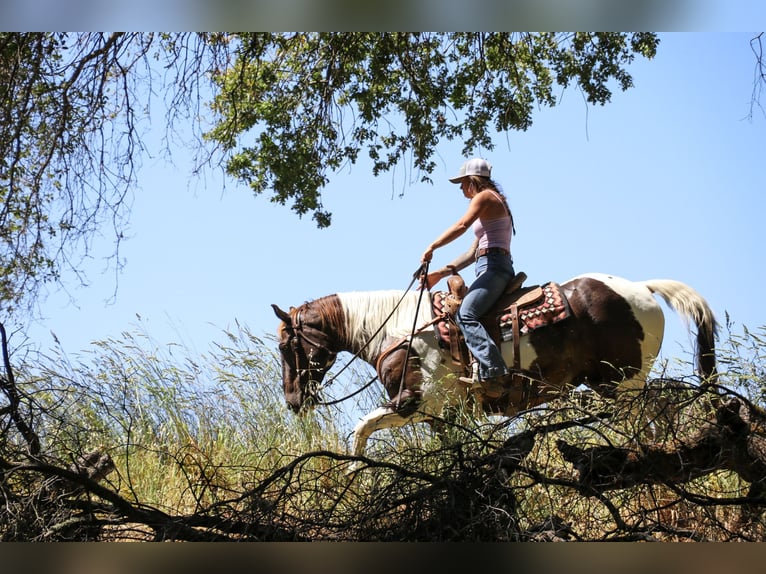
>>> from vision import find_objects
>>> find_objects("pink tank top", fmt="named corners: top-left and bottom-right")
top-left (473, 191), bottom-right (513, 250)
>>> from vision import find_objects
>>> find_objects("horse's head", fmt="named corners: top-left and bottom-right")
top-left (271, 302), bottom-right (339, 414)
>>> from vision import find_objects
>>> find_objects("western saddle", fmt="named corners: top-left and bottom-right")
top-left (434, 268), bottom-right (571, 399)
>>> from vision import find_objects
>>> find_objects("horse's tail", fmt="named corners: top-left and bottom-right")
top-left (642, 279), bottom-right (718, 381)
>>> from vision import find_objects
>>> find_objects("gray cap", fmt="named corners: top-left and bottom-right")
top-left (449, 158), bottom-right (492, 183)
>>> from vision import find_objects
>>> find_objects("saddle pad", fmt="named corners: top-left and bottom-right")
top-left (431, 291), bottom-right (451, 347)
top-left (498, 282), bottom-right (571, 341)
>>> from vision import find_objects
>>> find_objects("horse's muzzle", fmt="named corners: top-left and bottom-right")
top-left (285, 393), bottom-right (317, 415)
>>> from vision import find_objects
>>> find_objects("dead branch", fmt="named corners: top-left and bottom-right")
top-left (0, 322), bottom-right (40, 454)
top-left (557, 397), bottom-right (766, 493)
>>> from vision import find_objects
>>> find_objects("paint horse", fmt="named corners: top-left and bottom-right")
top-left (272, 272), bottom-right (717, 461)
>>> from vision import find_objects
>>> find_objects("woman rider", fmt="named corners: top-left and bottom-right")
top-left (421, 158), bottom-right (516, 390)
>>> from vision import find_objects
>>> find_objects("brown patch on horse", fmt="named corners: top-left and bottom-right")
top-left (527, 277), bottom-right (646, 395)
top-left (376, 341), bottom-right (424, 417)
top-left (272, 295), bottom-right (349, 412)
top-left (283, 295), bottom-right (352, 355)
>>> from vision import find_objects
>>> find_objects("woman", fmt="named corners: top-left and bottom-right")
top-left (421, 157), bottom-right (516, 388)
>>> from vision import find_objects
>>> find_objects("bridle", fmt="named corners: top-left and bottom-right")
top-left (283, 263), bottom-right (434, 409)
top-left (285, 311), bottom-right (340, 406)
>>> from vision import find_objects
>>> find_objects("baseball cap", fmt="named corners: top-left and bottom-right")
top-left (449, 158), bottom-right (492, 183)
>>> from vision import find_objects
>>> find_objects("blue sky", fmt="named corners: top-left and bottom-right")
top-left (22, 33), bottom-right (766, 381)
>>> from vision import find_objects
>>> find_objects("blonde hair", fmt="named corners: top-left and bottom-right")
top-left (464, 174), bottom-right (497, 193)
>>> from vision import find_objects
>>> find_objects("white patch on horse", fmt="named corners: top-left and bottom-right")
top-left (575, 272), bottom-right (665, 390)
top-left (337, 291), bottom-right (434, 361)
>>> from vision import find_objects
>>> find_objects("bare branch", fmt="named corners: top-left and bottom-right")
top-left (0, 323), bottom-right (39, 454)
top-left (750, 32), bottom-right (765, 120)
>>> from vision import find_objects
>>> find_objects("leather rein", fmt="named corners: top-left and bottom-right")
top-left (292, 263), bottom-right (439, 408)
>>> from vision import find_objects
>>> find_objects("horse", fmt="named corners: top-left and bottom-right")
top-left (271, 272), bottom-right (718, 462)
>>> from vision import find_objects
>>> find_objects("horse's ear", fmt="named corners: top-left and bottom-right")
top-left (272, 304), bottom-right (292, 325)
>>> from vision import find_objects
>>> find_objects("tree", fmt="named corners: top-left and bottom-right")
top-left (205, 32), bottom-right (659, 228)
top-left (3, 32), bottom-right (661, 316)
top-left (0, 33), bottom-right (145, 315)
top-left (0, 33), bottom-right (662, 319)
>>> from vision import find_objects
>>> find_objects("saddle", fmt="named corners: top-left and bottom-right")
top-left (432, 270), bottom-right (571, 374)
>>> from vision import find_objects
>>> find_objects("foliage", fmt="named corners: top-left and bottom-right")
top-left (205, 32), bottom-right (659, 227)
top-left (0, 32), bottom-right (660, 318)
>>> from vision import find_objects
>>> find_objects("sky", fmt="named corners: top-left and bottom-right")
top-left (17, 33), bottom-right (766, 391)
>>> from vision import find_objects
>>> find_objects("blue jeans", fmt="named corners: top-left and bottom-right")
top-left (456, 253), bottom-right (515, 380)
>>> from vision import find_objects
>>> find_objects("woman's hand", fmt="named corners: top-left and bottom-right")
top-left (421, 246), bottom-right (434, 263)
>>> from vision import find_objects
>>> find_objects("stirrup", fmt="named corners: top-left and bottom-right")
top-left (459, 373), bottom-right (508, 399)
top-left (457, 361), bottom-right (479, 385)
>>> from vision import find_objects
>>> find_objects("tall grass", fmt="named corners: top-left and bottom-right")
top-left (9, 322), bottom-right (766, 540)
top-left (23, 323), bottom-right (353, 515)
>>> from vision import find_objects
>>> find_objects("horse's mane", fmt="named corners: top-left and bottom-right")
top-left (336, 290), bottom-right (433, 358)
top-left (278, 295), bottom-right (347, 339)
top-left (307, 295), bottom-right (347, 333)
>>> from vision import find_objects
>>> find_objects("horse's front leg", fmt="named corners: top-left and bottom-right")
top-left (348, 406), bottom-right (429, 474)
top-left (348, 344), bottom-right (429, 474)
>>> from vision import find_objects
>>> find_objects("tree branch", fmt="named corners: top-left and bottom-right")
top-left (557, 397), bottom-right (766, 492)
top-left (0, 322), bottom-right (40, 454)
top-left (751, 32), bottom-right (766, 120)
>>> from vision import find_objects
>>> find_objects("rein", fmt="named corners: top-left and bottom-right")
top-left (300, 263), bottom-right (431, 408)
top-left (392, 261), bottom-right (430, 409)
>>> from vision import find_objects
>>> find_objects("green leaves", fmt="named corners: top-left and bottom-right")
top-left (205, 33), bottom-right (658, 228)
top-left (0, 32), bottom-right (659, 319)
top-left (0, 33), bottom-right (141, 315)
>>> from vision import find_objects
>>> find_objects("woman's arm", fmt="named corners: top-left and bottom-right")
top-left (421, 193), bottom-right (486, 263)
top-left (422, 237), bottom-right (478, 289)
